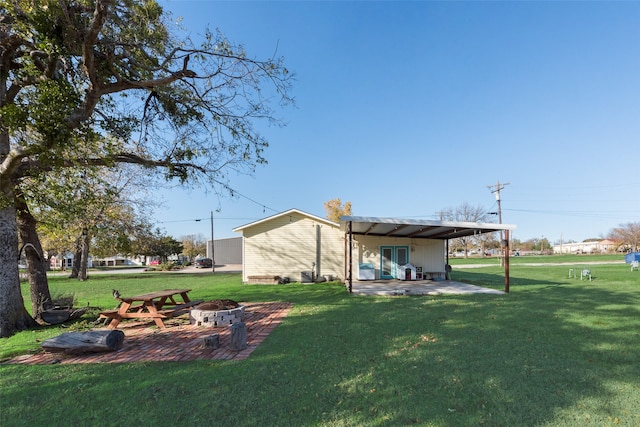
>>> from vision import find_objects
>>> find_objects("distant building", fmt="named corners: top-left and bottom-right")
top-left (207, 237), bottom-right (242, 265)
top-left (49, 251), bottom-right (76, 270)
top-left (553, 239), bottom-right (617, 254)
top-left (92, 256), bottom-right (133, 267)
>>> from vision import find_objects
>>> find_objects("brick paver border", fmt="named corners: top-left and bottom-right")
top-left (7, 302), bottom-right (293, 365)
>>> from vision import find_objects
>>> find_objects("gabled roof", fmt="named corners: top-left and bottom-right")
top-left (233, 208), bottom-right (339, 232)
top-left (339, 216), bottom-right (516, 240)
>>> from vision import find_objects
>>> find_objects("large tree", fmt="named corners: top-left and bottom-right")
top-left (0, 0), bottom-right (293, 337)
top-left (128, 223), bottom-right (181, 262)
top-left (609, 222), bottom-right (640, 252)
top-left (31, 164), bottom-right (153, 282)
top-left (441, 202), bottom-right (492, 258)
top-left (180, 233), bottom-right (207, 261)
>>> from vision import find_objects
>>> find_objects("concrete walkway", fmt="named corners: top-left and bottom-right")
top-left (349, 279), bottom-right (504, 296)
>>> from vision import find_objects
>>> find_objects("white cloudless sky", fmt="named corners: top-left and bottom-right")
top-left (154, 0), bottom-right (640, 245)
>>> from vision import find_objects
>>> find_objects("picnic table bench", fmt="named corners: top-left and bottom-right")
top-left (99, 289), bottom-right (203, 329)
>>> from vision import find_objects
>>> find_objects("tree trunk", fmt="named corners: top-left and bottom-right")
top-left (70, 230), bottom-right (89, 281)
top-left (78, 230), bottom-right (89, 281)
top-left (16, 193), bottom-right (53, 322)
top-left (0, 205), bottom-right (37, 337)
top-left (69, 237), bottom-right (81, 279)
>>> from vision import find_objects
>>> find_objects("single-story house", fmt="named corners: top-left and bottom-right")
top-left (48, 251), bottom-right (77, 270)
top-left (93, 255), bottom-right (131, 267)
top-left (233, 209), bottom-right (344, 283)
top-left (234, 209), bottom-right (517, 291)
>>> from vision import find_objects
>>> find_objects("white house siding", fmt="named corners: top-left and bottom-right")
top-left (240, 212), bottom-right (343, 283)
top-left (350, 236), bottom-right (446, 280)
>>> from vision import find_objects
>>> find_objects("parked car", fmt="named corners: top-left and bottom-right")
top-left (149, 259), bottom-right (161, 266)
top-left (194, 258), bottom-right (213, 268)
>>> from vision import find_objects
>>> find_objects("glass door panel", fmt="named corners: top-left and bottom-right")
top-left (381, 246), bottom-right (393, 279)
top-left (396, 247), bottom-right (408, 267)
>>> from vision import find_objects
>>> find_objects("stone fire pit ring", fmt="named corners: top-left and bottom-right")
top-left (189, 300), bottom-right (245, 327)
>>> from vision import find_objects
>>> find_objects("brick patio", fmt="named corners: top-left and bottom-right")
top-left (7, 302), bottom-right (293, 365)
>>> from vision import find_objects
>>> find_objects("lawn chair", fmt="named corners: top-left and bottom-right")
top-left (580, 269), bottom-right (592, 281)
top-left (632, 261), bottom-right (639, 272)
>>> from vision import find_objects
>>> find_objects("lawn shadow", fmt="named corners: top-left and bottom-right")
top-left (241, 282), bottom-right (640, 425)
top-left (3, 278), bottom-right (639, 425)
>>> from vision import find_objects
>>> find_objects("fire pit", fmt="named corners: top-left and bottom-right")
top-left (190, 299), bottom-right (245, 327)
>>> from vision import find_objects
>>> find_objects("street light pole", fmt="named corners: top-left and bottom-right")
top-left (211, 210), bottom-right (215, 273)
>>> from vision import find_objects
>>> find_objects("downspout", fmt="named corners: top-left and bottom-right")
top-left (344, 228), bottom-right (348, 287)
top-left (316, 224), bottom-right (321, 281)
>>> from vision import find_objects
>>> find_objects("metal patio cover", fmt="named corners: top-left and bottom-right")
top-left (339, 216), bottom-right (516, 240)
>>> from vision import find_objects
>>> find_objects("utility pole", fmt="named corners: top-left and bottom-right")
top-left (435, 210), bottom-right (447, 221)
top-left (211, 210), bottom-right (215, 273)
top-left (487, 180), bottom-right (509, 234)
top-left (488, 181), bottom-right (509, 264)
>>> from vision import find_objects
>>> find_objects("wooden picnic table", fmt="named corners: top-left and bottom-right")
top-left (99, 289), bottom-right (203, 329)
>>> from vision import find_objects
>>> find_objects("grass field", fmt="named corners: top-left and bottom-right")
top-left (1, 256), bottom-right (639, 426)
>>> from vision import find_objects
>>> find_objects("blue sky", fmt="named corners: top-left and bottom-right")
top-left (155, 0), bottom-right (640, 245)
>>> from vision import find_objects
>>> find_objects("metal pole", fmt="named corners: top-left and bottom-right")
top-left (211, 210), bottom-right (215, 273)
top-left (504, 229), bottom-right (510, 293)
top-left (348, 221), bottom-right (352, 294)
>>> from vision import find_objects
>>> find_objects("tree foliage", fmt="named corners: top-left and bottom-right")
top-left (33, 165), bottom-right (154, 262)
top-left (129, 225), bottom-right (182, 260)
top-left (0, 0), bottom-right (293, 337)
top-left (180, 234), bottom-right (207, 260)
top-left (324, 198), bottom-right (352, 223)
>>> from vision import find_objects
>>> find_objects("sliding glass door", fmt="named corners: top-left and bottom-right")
top-left (380, 246), bottom-right (409, 279)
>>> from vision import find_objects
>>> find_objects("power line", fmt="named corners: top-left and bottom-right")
top-left (504, 208), bottom-right (638, 219)
top-left (211, 179), bottom-right (279, 214)
top-left (159, 216), bottom-right (259, 224)
top-left (156, 178), bottom-right (281, 226)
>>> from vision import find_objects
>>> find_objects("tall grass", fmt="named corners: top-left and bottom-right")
top-left (1, 261), bottom-right (639, 426)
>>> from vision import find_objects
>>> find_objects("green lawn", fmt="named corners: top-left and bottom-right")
top-left (448, 253), bottom-right (622, 266)
top-left (1, 259), bottom-right (639, 426)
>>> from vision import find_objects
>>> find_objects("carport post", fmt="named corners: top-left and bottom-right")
top-left (348, 221), bottom-right (353, 293)
top-left (504, 229), bottom-right (510, 293)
